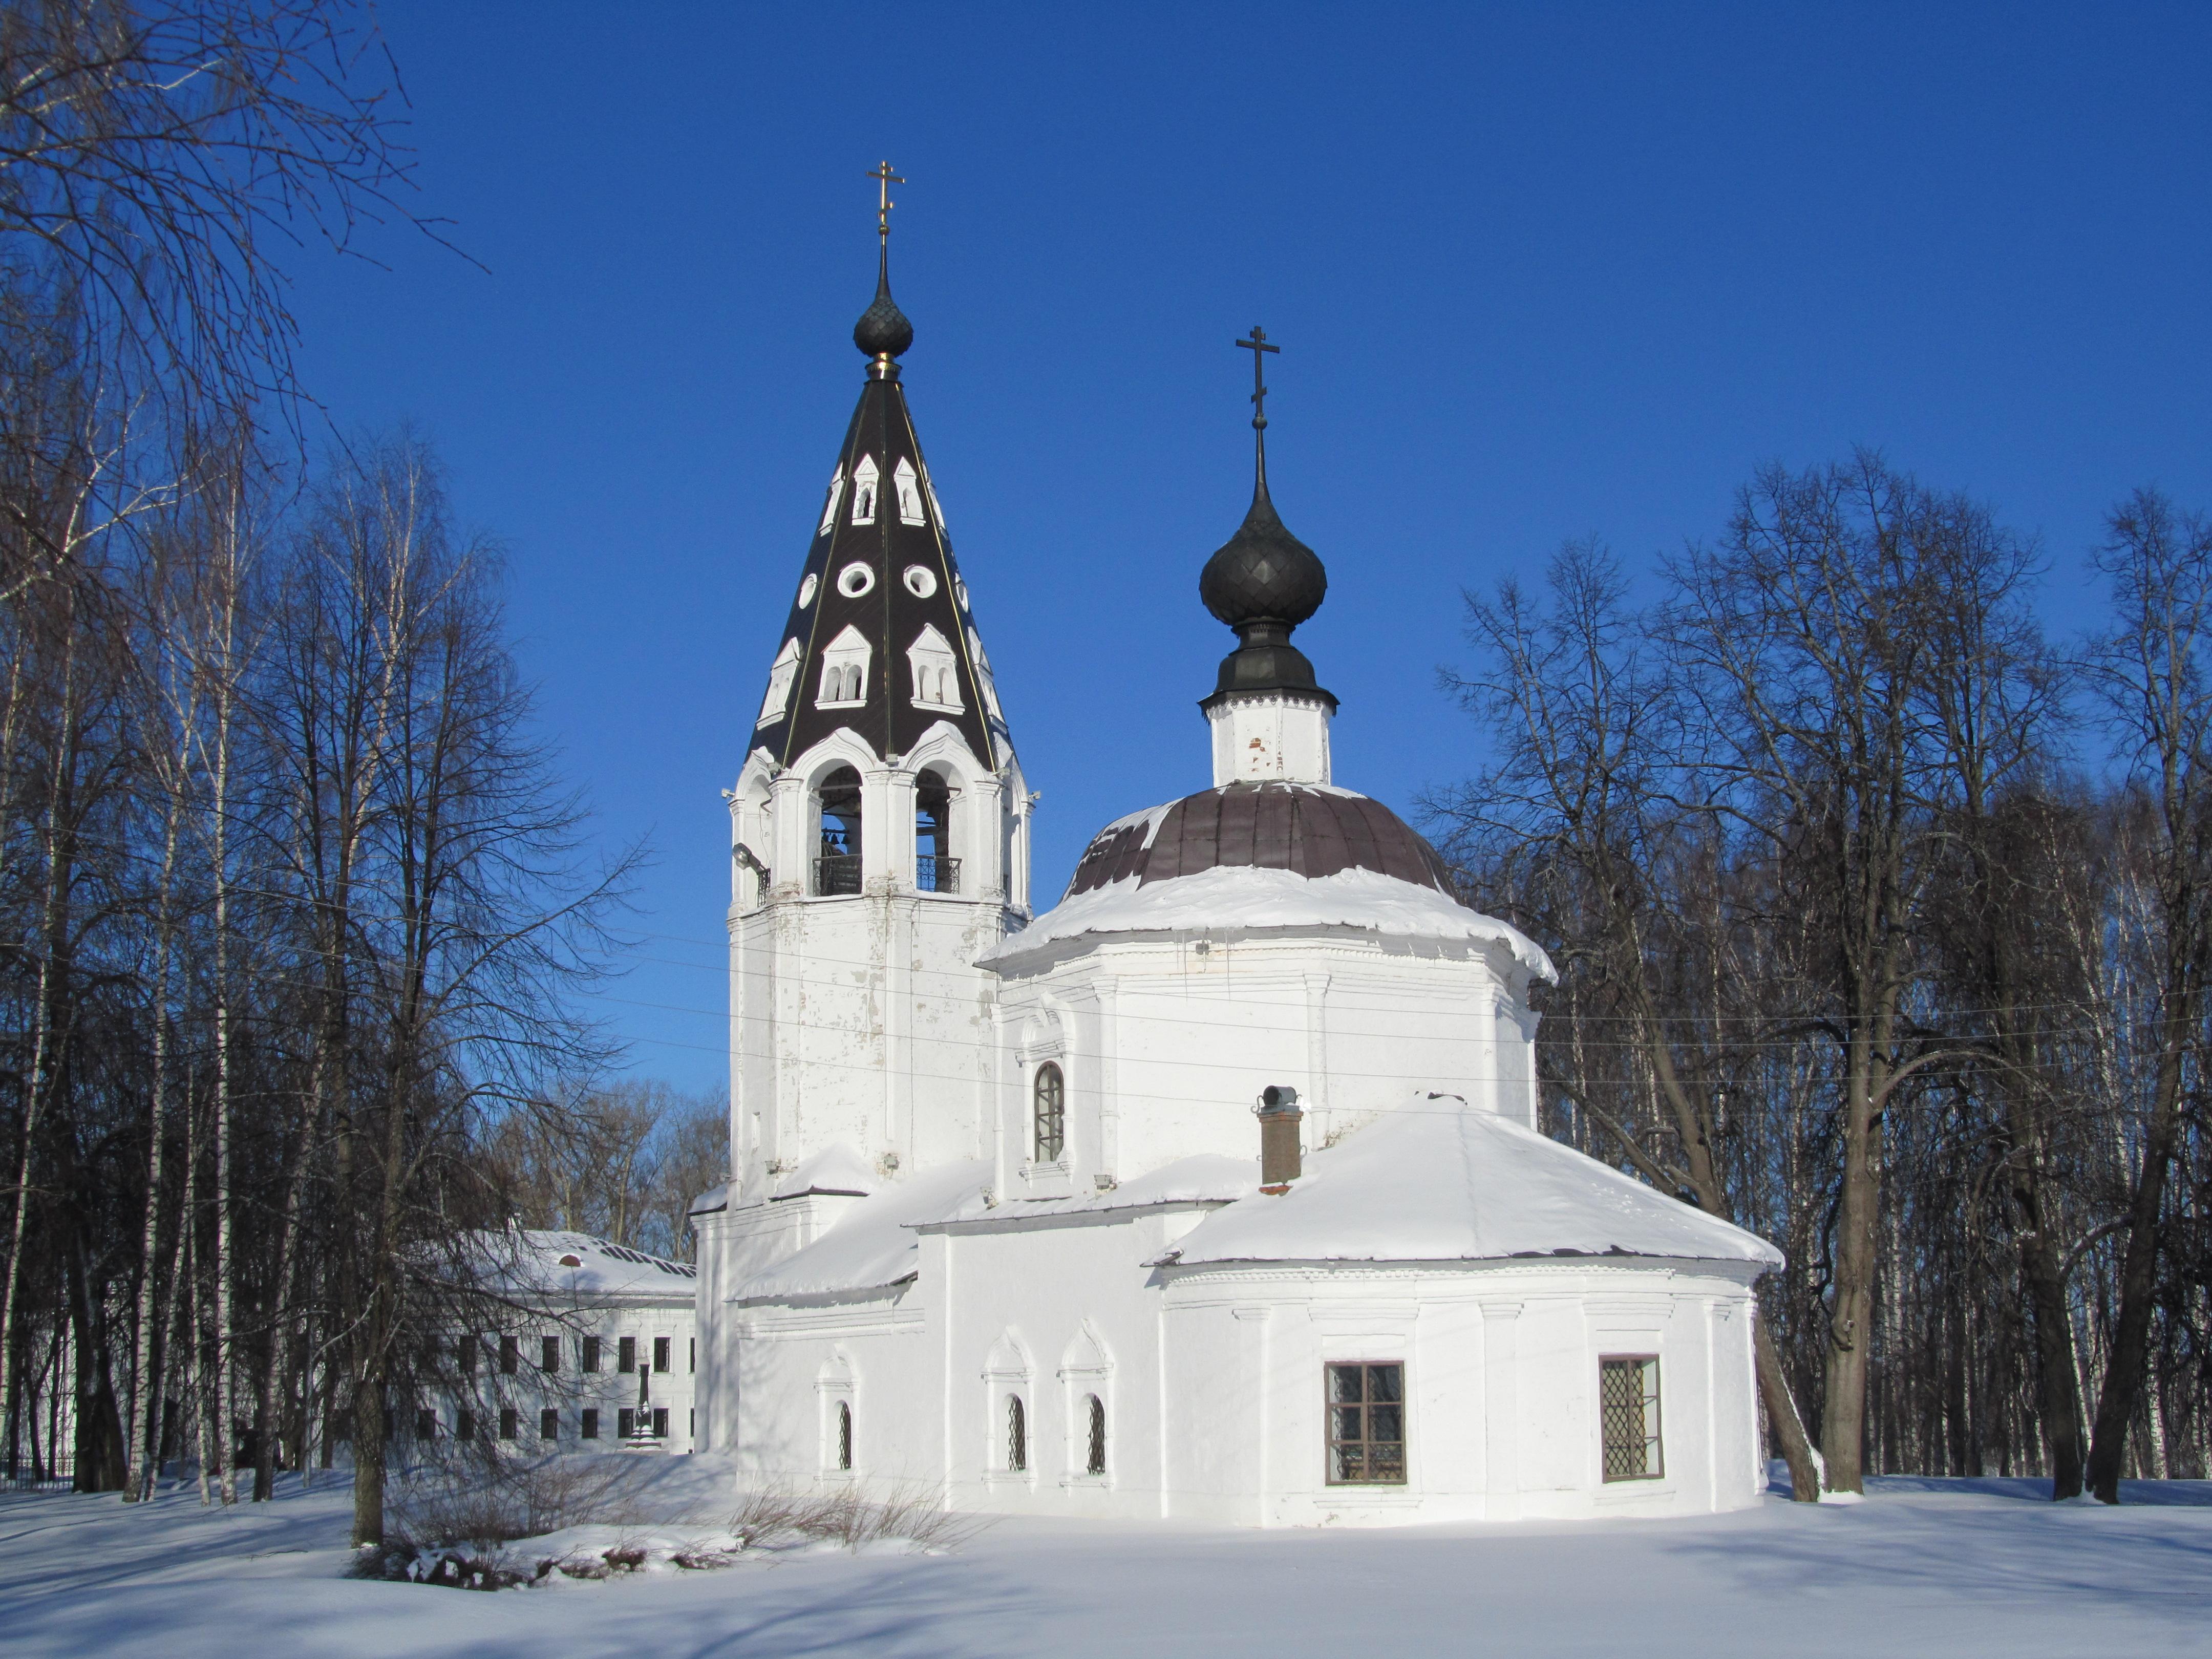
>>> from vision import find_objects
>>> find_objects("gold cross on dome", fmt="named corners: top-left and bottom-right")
top-left (1236, 325), bottom-right (1280, 430)
top-left (868, 160), bottom-right (905, 240)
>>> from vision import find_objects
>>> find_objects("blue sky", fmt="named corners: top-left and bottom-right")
top-left (287, 4), bottom-right (2212, 1091)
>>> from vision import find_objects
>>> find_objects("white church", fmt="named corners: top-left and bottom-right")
top-left (689, 225), bottom-right (1784, 1527)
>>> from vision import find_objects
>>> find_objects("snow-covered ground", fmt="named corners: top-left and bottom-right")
top-left (4, 1460), bottom-right (2207, 1657)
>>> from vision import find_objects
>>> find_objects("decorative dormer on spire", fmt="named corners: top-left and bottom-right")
top-left (1198, 327), bottom-right (1335, 785)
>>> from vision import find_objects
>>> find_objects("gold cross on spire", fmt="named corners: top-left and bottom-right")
top-left (868, 160), bottom-right (905, 241)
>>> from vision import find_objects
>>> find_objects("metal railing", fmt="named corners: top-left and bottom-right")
top-left (814, 853), bottom-right (862, 896)
top-left (917, 854), bottom-right (961, 894)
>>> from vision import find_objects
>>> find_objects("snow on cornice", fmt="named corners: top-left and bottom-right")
top-left (733, 1160), bottom-right (992, 1303)
top-left (980, 863), bottom-right (1556, 979)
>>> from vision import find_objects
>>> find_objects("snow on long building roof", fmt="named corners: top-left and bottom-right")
top-left (918, 1154), bottom-right (1259, 1227)
top-left (981, 861), bottom-right (1554, 977)
top-left (1158, 1102), bottom-right (1782, 1271)
top-left (478, 1229), bottom-right (698, 1301)
top-left (733, 1160), bottom-right (992, 1303)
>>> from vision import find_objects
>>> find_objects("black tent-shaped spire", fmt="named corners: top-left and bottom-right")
top-left (1198, 328), bottom-right (1334, 711)
top-left (747, 226), bottom-right (1009, 770)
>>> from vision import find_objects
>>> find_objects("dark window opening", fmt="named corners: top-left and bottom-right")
top-left (1006, 1394), bottom-right (1027, 1473)
top-left (541, 1335), bottom-right (559, 1373)
top-left (1086, 1394), bottom-right (1107, 1476)
top-left (1326, 1362), bottom-right (1406, 1485)
top-left (582, 1335), bottom-right (600, 1373)
top-left (917, 773), bottom-right (959, 892)
top-left (815, 766), bottom-right (864, 895)
top-left (837, 1401), bottom-right (853, 1471)
top-left (1033, 1062), bottom-right (1066, 1164)
top-left (499, 1335), bottom-right (518, 1376)
top-left (653, 1336), bottom-right (670, 1374)
top-left (689, 1337), bottom-right (695, 1374)
top-left (618, 1336), bottom-right (635, 1374)
top-left (458, 1336), bottom-right (477, 1376)
top-left (618, 1408), bottom-right (635, 1440)
top-left (1601, 1356), bottom-right (1663, 1481)
top-left (499, 1408), bottom-right (518, 1441)
top-left (416, 1409), bottom-right (437, 1441)
top-left (652, 1408), bottom-right (669, 1440)
top-left (581, 1409), bottom-right (600, 1440)
top-left (457, 1411), bottom-right (476, 1443)
top-left (540, 1409), bottom-right (559, 1441)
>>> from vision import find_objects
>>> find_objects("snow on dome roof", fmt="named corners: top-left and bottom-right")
top-left (980, 782), bottom-right (1554, 977)
top-left (735, 1161), bottom-right (992, 1303)
top-left (983, 863), bottom-right (1552, 977)
top-left (1158, 1101), bottom-right (1782, 1271)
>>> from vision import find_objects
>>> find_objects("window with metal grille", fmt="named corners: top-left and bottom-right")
top-left (582, 1335), bottom-right (600, 1373)
top-left (1325, 1362), bottom-right (1406, 1484)
top-left (500, 1335), bottom-right (518, 1376)
top-left (1006, 1395), bottom-right (1028, 1472)
top-left (541, 1336), bottom-right (559, 1373)
top-left (499, 1408), bottom-right (518, 1441)
top-left (540, 1409), bottom-right (559, 1441)
top-left (837, 1401), bottom-right (853, 1471)
top-left (1600, 1356), bottom-right (1663, 1481)
top-left (654, 1337), bottom-right (670, 1373)
top-left (1032, 1064), bottom-right (1065, 1164)
top-left (1085, 1394), bottom-right (1107, 1476)
top-left (581, 1409), bottom-right (599, 1440)
top-left (618, 1336), bottom-right (635, 1374)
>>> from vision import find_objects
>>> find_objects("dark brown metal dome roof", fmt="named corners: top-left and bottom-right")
top-left (1066, 783), bottom-right (1460, 899)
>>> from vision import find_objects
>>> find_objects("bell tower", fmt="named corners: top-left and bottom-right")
top-left (722, 172), bottom-right (1031, 1209)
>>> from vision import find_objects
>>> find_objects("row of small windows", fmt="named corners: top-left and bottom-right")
top-left (756, 624), bottom-right (972, 728)
top-left (415, 1406), bottom-right (678, 1442)
top-left (818, 455), bottom-right (931, 533)
top-left (996, 1392), bottom-right (1108, 1478)
top-left (462, 1333), bottom-right (688, 1376)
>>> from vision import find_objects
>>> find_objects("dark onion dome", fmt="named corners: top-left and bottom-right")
top-left (1066, 782), bottom-right (1457, 899)
top-left (853, 256), bottom-right (913, 360)
top-left (1199, 478), bottom-right (1327, 630)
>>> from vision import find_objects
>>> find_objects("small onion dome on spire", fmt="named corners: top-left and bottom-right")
top-left (1199, 330), bottom-right (1333, 710)
top-left (853, 251), bottom-right (913, 361)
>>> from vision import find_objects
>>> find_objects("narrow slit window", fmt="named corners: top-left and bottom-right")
top-left (1086, 1394), bottom-right (1107, 1476)
top-left (1600, 1356), bottom-right (1664, 1481)
top-left (1006, 1394), bottom-right (1028, 1473)
top-left (1325, 1362), bottom-right (1406, 1484)
top-left (837, 1401), bottom-right (853, 1471)
top-left (1033, 1062), bottom-right (1065, 1164)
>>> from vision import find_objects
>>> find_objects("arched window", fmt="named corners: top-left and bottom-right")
top-left (816, 767), bottom-right (863, 895)
top-left (836, 1401), bottom-right (853, 1472)
top-left (1032, 1062), bottom-right (1065, 1164)
top-left (916, 771), bottom-right (956, 893)
top-left (1086, 1394), bottom-right (1107, 1476)
top-left (1006, 1394), bottom-right (1027, 1473)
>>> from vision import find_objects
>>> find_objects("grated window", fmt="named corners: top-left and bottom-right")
top-left (1325, 1362), bottom-right (1406, 1485)
top-left (1032, 1063), bottom-right (1065, 1164)
top-left (1600, 1356), bottom-right (1663, 1481)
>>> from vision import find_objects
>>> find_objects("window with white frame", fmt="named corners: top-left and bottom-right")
top-left (850, 455), bottom-right (880, 524)
top-left (817, 624), bottom-right (870, 708)
top-left (758, 638), bottom-right (801, 728)
top-left (1032, 1062), bottom-right (1065, 1164)
top-left (906, 624), bottom-right (964, 713)
top-left (1325, 1362), bottom-right (1406, 1484)
top-left (894, 456), bottom-right (926, 524)
top-left (1600, 1356), bottom-right (1663, 1481)
top-left (817, 465), bottom-right (844, 535)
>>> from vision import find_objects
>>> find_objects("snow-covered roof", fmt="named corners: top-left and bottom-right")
top-left (771, 1144), bottom-right (881, 1201)
top-left (734, 1160), bottom-right (992, 1303)
top-left (920, 1153), bottom-right (1259, 1227)
top-left (981, 862), bottom-right (1554, 979)
top-left (478, 1230), bottom-right (698, 1301)
top-left (1159, 1103), bottom-right (1782, 1270)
